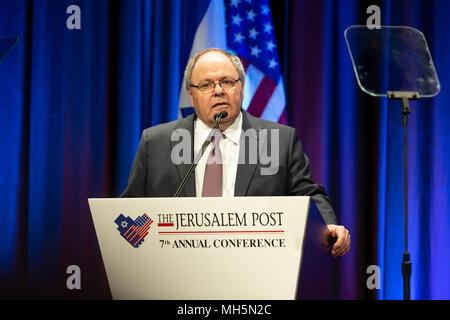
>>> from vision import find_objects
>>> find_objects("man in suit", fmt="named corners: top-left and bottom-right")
top-left (121, 48), bottom-right (350, 258)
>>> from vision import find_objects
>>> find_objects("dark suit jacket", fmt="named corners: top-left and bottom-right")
top-left (121, 110), bottom-right (338, 225)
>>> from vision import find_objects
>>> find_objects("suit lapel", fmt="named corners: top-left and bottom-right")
top-left (170, 114), bottom-right (196, 197)
top-left (173, 111), bottom-right (267, 197)
top-left (234, 111), bottom-right (267, 196)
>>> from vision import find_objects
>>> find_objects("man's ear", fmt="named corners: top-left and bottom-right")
top-left (186, 86), bottom-right (195, 105)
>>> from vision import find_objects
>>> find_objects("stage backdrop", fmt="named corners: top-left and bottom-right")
top-left (0, 0), bottom-right (448, 299)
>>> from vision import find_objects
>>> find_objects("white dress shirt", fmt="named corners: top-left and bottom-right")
top-left (194, 111), bottom-right (242, 197)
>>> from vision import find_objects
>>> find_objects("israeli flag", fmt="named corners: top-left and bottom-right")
top-left (178, 0), bottom-right (227, 118)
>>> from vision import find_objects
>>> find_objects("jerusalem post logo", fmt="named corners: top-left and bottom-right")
top-left (115, 213), bottom-right (153, 248)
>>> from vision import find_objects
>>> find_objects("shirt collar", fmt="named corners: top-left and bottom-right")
top-left (195, 111), bottom-right (242, 145)
top-left (222, 111), bottom-right (242, 145)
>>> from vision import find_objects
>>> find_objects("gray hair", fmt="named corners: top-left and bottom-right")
top-left (184, 48), bottom-right (245, 87)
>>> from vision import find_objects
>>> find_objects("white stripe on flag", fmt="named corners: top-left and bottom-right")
top-left (242, 64), bottom-right (265, 111)
top-left (260, 78), bottom-right (286, 122)
top-left (178, 0), bottom-right (227, 118)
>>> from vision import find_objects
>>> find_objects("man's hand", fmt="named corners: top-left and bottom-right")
top-left (326, 224), bottom-right (351, 258)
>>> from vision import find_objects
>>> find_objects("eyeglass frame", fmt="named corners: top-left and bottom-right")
top-left (188, 77), bottom-right (242, 93)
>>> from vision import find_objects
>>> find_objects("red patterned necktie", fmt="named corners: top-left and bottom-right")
top-left (202, 131), bottom-right (224, 197)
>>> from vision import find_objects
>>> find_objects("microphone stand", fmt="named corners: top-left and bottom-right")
top-left (173, 113), bottom-right (225, 197)
top-left (388, 90), bottom-right (419, 300)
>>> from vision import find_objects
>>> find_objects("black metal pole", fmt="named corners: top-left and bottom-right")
top-left (401, 97), bottom-right (411, 300)
top-left (388, 91), bottom-right (418, 300)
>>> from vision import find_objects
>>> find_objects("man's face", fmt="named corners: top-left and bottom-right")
top-left (187, 51), bottom-right (244, 131)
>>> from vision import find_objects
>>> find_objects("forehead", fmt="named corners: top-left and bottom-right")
top-left (191, 51), bottom-right (238, 81)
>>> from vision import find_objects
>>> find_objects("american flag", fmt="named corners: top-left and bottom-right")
top-left (225, 0), bottom-right (287, 124)
top-left (178, 0), bottom-right (287, 124)
top-left (115, 213), bottom-right (153, 248)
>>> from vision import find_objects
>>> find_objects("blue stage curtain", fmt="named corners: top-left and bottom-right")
top-left (0, 0), bottom-right (209, 298)
top-left (0, 0), bottom-right (29, 289)
top-left (0, 0), bottom-right (448, 299)
top-left (377, 0), bottom-right (450, 300)
top-left (285, 0), bottom-right (450, 299)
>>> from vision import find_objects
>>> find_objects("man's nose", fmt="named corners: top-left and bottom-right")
top-left (213, 82), bottom-right (224, 95)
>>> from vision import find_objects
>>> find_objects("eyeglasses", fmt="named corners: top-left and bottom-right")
top-left (190, 78), bottom-right (241, 93)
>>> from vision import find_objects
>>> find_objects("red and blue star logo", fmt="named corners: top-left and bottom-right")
top-left (114, 213), bottom-right (153, 248)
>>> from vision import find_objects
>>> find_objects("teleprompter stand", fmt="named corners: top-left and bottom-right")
top-left (345, 25), bottom-right (440, 300)
top-left (387, 91), bottom-right (419, 300)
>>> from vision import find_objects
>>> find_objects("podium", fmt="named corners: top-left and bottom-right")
top-left (88, 196), bottom-right (334, 300)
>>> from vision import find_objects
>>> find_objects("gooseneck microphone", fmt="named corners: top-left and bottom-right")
top-left (173, 111), bottom-right (228, 197)
top-left (213, 111), bottom-right (228, 122)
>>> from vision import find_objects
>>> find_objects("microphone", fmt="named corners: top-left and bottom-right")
top-left (173, 111), bottom-right (228, 197)
top-left (214, 111), bottom-right (228, 122)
